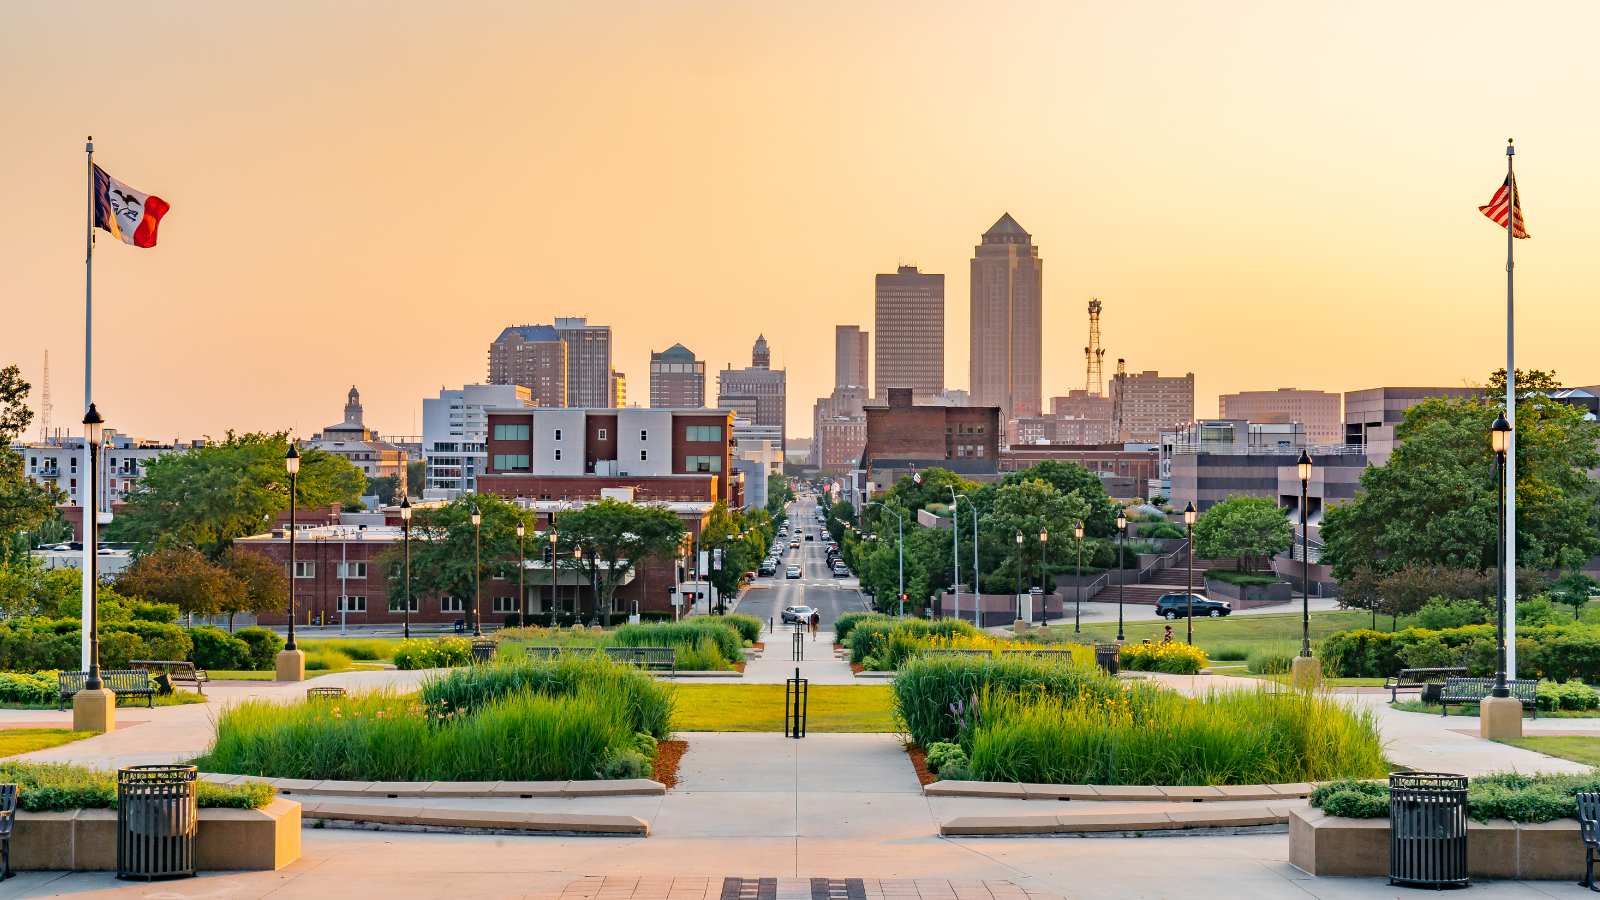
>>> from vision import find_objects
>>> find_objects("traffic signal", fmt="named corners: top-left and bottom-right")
top-left (543, 546), bottom-right (554, 565)
top-left (677, 565), bottom-right (686, 583)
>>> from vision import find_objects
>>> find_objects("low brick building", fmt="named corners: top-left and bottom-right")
top-left (862, 388), bottom-right (1000, 472)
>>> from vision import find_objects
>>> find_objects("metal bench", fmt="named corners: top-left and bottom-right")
top-left (1385, 666), bottom-right (1467, 703)
top-left (57, 670), bottom-right (156, 711)
top-left (0, 782), bottom-right (14, 880)
top-left (306, 686), bottom-right (346, 699)
top-left (471, 640), bottom-right (497, 663)
top-left (1439, 676), bottom-right (1538, 717)
top-left (1580, 792), bottom-right (1600, 891)
top-left (130, 660), bottom-right (210, 696)
top-left (524, 646), bottom-right (602, 660)
top-left (603, 647), bottom-right (677, 673)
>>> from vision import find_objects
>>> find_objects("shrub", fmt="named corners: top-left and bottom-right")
top-left (597, 748), bottom-right (650, 779)
top-left (1517, 597), bottom-right (1562, 628)
top-left (1206, 644), bottom-right (1250, 662)
top-left (1416, 597), bottom-right (1489, 630)
top-left (187, 627), bottom-right (252, 671)
top-left (1310, 779), bottom-right (1389, 818)
top-left (1120, 642), bottom-right (1207, 674)
top-left (417, 652), bottom-right (675, 740)
top-left (924, 741), bottom-right (965, 772)
top-left (1246, 645), bottom-right (1296, 675)
top-left (0, 760), bottom-right (272, 812)
top-left (393, 637), bottom-right (475, 670)
top-left (721, 614), bottom-right (763, 643)
top-left (639, 611), bottom-right (673, 622)
top-left (304, 648), bottom-right (353, 671)
top-left (0, 671), bottom-right (59, 704)
top-left (1136, 523), bottom-right (1184, 539)
top-left (1203, 569), bottom-right (1283, 588)
top-left (1536, 679), bottom-right (1599, 711)
top-left (833, 613), bottom-right (890, 644)
top-left (846, 618), bottom-right (982, 665)
top-left (891, 651), bottom-right (1114, 748)
top-left (612, 621), bottom-right (741, 667)
top-left (504, 613), bottom-right (522, 628)
top-left (234, 627), bottom-right (284, 671)
top-left (966, 685), bottom-right (1386, 786)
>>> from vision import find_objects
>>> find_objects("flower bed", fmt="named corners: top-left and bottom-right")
top-left (1311, 772), bottom-right (1600, 823)
top-left (493, 620), bottom-right (749, 671)
top-left (1120, 641), bottom-right (1207, 674)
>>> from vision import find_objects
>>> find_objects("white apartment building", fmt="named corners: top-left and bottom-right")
top-left (421, 384), bottom-right (532, 497)
top-left (13, 431), bottom-right (198, 511)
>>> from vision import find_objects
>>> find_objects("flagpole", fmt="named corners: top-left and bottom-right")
top-left (82, 136), bottom-right (95, 671)
top-left (1504, 139), bottom-right (1517, 679)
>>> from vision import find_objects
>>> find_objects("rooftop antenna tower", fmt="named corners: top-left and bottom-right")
top-left (39, 350), bottom-right (51, 443)
top-left (1084, 299), bottom-right (1105, 396)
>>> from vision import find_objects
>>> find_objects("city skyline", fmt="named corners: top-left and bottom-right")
top-left (6, 2), bottom-right (1600, 441)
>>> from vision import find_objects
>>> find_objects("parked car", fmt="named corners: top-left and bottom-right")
top-left (758, 562), bottom-right (777, 577)
top-left (781, 604), bottom-right (816, 623)
top-left (742, 571), bottom-right (757, 582)
top-left (785, 565), bottom-right (802, 579)
top-left (832, 563), bottom-right (849, 577)
top-left (1154, 593), bottom-right (1231, 619)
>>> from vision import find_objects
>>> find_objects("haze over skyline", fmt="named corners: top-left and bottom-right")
top-left (6, 1), bottom-right (1600, 441)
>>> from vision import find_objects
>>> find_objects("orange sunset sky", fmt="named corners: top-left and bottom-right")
top-left (5, 1), bottom-right (1600, 443)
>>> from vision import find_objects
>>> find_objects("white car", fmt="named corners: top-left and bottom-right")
top-left (785, 566), bottom-right (802, 579)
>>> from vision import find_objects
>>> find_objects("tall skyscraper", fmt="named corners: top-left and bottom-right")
top-left (650, 344), bottom-right (706, 408)
top-left (835, 325), bottom-right (869, 389)
top-left (487, 325), bottom-right (568, 407)
top-left (553, 317), bottom-right (614, 408)
top-left (874, 267), bottom-right (943, 400)
top-left (717, 335), bottom-right (786, 453)
top-left (969, 214), bottom-right (1042, 421)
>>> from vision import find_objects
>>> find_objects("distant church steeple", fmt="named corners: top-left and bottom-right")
top-left (751, 335), bottom-right (770, 370)
top-left (344, 386), bottom-right (363, 426)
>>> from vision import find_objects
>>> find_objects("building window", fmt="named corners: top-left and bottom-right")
top-left (336, 562), bottom-right (367, 579)
top-left (640, 430), bottom-right (648, 441)
top-left (686, 455), bottom-right (721, 472)
top-left (685, 426), bottom-right (723, 442)
top-left (389, 597), bottom-right (419, 612)
top-left (554, 449), bottom-right (562, 461)
top-left (441, 596), bottom-right (465, 612)
top-left (598, 429), bottom-right (607, 440)
top-left (491, 596), bottom-right (520, 613)
top-left (295, 562), bottom-right (316, 578)
top-left (494, 454), bottom-right (531, 471)
top-left (493, 424), bottom-right (529, 441)
top-left (337, 596), bottom-right (366, 612)
top-left (640, 450), bottom-right (648, 461)
top-left (554, 429), bottom-right (562, 441)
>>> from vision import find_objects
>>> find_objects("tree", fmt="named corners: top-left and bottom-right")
top-left (554, 498), bottom-right (686, 615)
top-left (1549, 569), bottom-right (1599, 620)
top-left (1000, 460), bottom-right (1118, 537)
top-left (1321, 386), bottom-right (1600, 583)
top-left (0, 365), bottom-right (63, 547)
top-left (1191, 494), bottom-right (1292, 571)
top-left (365, 475), bottom-right (401, 506)
top-left (880, 468), bottom-right (984, 515)
top-left (117, 548), bottom-right (245, 625)
top-left (983, 478), bottom-right (1088, 591)
top-left (107, 432), bottom-right (366, 560)
top-left (220, 546), bottom-right (289, 627)
top-left (406, 460), bottom-right (427, 498)
top-left (375, 495), bottom-right (531, 622)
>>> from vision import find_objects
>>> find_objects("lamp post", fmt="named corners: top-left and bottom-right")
top-left (1014, 530), bottom-right (1024, 624)
top-left (867, 503), bottom-right (904, 616)
top-left (276, 447), bottom-right (305, 682)
top-left (1183, 501), bottom-right (1197, 645)
top-left (400, 496), bottom-right (412, 640)
top-left (517, 519), bottom-right (526, 625)
top-left (548, 529), bottom-right (558, 620)
top-left (1115, 511), bottom-right (1127, 642)
top-left (1072, 524), bottom-right (1083, 633)
top-left (70, 404), bottom-right (118, 732)
top-left (1291, 452), bottom-right (1322, 688)
top-left (1480, 415), bottom-right (1523, 738)
top-left (949, 487), bottom-right (966, 622)
top-left (471, 504), bottom-right (482, 637)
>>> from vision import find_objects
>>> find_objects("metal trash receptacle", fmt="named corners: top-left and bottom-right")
top-left (117, 764), bottom-right (198, 881)
top-left (1389, 772), bottom-right (1469, 888)
top-left (1094, 643), bottom-right (1121, 674)
top-left (471, 639), bottom-right (497, 663)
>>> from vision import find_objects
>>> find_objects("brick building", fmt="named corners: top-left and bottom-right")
top-left (649, 344), bottom-right (705, 408)
top-left (862, 388), bottom-right (1000, 487)
top-left (997, 444), bottom-right (1157, 500)
top-left (487, 326), bottom-right (569, 407)
top-left (1112, 370), bottom-right (1194, 441)
top-left (1219, 388), bottom-right (1342, 446)
top-left (716, 336), bottom-right (786, 453)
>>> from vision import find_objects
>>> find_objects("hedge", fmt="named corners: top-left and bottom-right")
top-left (1318, 622), bottom-right (1600, 682)
top-left (1312, 772), bottom-right (1600, 824)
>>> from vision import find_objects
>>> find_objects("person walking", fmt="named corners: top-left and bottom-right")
top-left (810, 610), bottom-right (820, 640)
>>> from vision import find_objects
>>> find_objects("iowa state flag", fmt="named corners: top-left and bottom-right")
top-left (93, 164), bottom-right (169, 247)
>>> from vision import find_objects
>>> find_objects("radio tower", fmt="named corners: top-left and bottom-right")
top-left (39, 350), bottom-right (51, 443)
top-left (1084, 299), bottom-right (1105, 396)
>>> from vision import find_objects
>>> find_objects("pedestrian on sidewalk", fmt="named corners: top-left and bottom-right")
top-left (810, 610), bottom-right (820, 640)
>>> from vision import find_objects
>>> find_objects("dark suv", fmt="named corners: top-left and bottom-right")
top-left (1154, 593), bottom-right (1231, 619)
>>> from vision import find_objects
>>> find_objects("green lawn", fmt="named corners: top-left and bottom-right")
top-left (673, 684), bottom-right (897, 732)
top-left (1067, 610), bottom-right (1380, 648)
top-left (1499, 735), bottom-right (1600, 766)
top-left (0, 729), bottom-right (98, 756)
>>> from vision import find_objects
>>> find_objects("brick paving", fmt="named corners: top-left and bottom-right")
top-left (530, 877), bottom-right (1064, 900)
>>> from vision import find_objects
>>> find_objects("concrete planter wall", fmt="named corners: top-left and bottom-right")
top-left (1204, 577), bottom-right (1292, 607)
top-left (1289, 807), bottom-right (1587, 880)
top-left (11, 798), bottom-right (301, 872)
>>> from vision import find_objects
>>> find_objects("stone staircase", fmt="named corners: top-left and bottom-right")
top-left (1085, 549), bottom-right (1274, 606)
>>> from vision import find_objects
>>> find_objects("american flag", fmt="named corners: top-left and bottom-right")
top-left (1479, 175), bottom-right (1530, 238)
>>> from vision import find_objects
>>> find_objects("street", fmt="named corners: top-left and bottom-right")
top-left (730, 493), bottom-right (871, 630)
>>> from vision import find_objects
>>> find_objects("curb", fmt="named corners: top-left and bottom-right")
top-left (924, 781), bottom-right (1313, 801)
top-left (300, 800), bottom-right (649, 835)
top-left (941, 805), bottom-right (1294, 836)
top-left (200, 774), bottom-right (666, 798)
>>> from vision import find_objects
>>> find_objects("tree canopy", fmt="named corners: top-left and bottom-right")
top-left (557, 497), bottom-right (688, 612)
top-left (107, 431), bottom-right (366, 560)
top-left (1192, 494), bottom-right (1292, 570)
top-left (0, 365), bottom-right (63, 547)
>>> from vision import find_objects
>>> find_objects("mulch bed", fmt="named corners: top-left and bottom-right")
top-left (849, 662), bottom-right (865, 675)
top-left (904, 743), bottom-right (937, 787)
top-left (653, 739), bottom-right (687, 790)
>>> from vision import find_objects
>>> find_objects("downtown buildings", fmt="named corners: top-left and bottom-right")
top-left (1219, 388), bottom-right (1342, 446)
top-left (716, 336), bottom-right (786, 454)
top-left (649, 344), bottom-right (706, 409)
top-left (875, 266), bottom-right (944, 401)
top-left (487, 318), bottom-right (622, 409)
top-left (969, 214), bottom-right (1042, 423)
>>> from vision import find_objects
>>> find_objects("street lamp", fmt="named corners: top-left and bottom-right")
top-left (548, 529), bottom-right (558, 620)
top-left (83, 404), bottom-right (104, 691)
top-left (277, 446), bottom-right (304, 682)
top-left (950, 489), bottom-right (969, 624)
top-left (1014, 530), bottom-right (1024, 624)
top-left (400, 496), bottom-right (412, 640)
top-left (1183, 501), bottom-right (1197, 644)
top-left (517, 519), bottom-right (526, 626)
top-left (471, 504), bottom-right (482, 637)
top-left (1491, 415), bottom-right (1513, 699)
top-left (1115, 511), bottom-right (1127, 642)
top-left (1297, 451), bottom-right (1314, 659)
top-left (1070, 523), bottom-right (1081, 633)
top-left (866, 503), bottom-right (905, 616)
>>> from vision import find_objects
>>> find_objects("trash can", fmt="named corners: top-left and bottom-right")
top-left (117, 764), bottom-right (198, 881)
top-left (1389, 772), bottom-right (1469, 888)
top-left (471, 639), bottom-right (497, 663)
top-left (1094, 643), bottom-right (1121, 675)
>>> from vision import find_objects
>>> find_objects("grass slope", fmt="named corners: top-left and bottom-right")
top-left (1499, 735), bottom-right (1600, 766)
top-left (673, 685), bottom-right (896, 732)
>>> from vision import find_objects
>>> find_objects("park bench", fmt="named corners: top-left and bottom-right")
top-left (57, 670), bottom-right (156, 711)
top-left (1580, 793), bottom-right (1600, 891)
top-left (604, 647), bottom-right (676, 673)
top-left (471, 640), bottom-right (497, 663)
top-left (524, 646), bottom-right (602, 660)
top-left (1385, 666), bottom-right (1467, 703)
top-left (130, 660), bottom-right (210, 696)
top-left (0, 782), bottom-right (14, 880)
top-left (1439, 676), bottom-right (1538, 717)
top-left (306, 686), bottom-right (346, 699)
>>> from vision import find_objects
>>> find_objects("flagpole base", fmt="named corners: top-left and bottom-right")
top-left (1480, 696), bottom-right (1524, 740)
